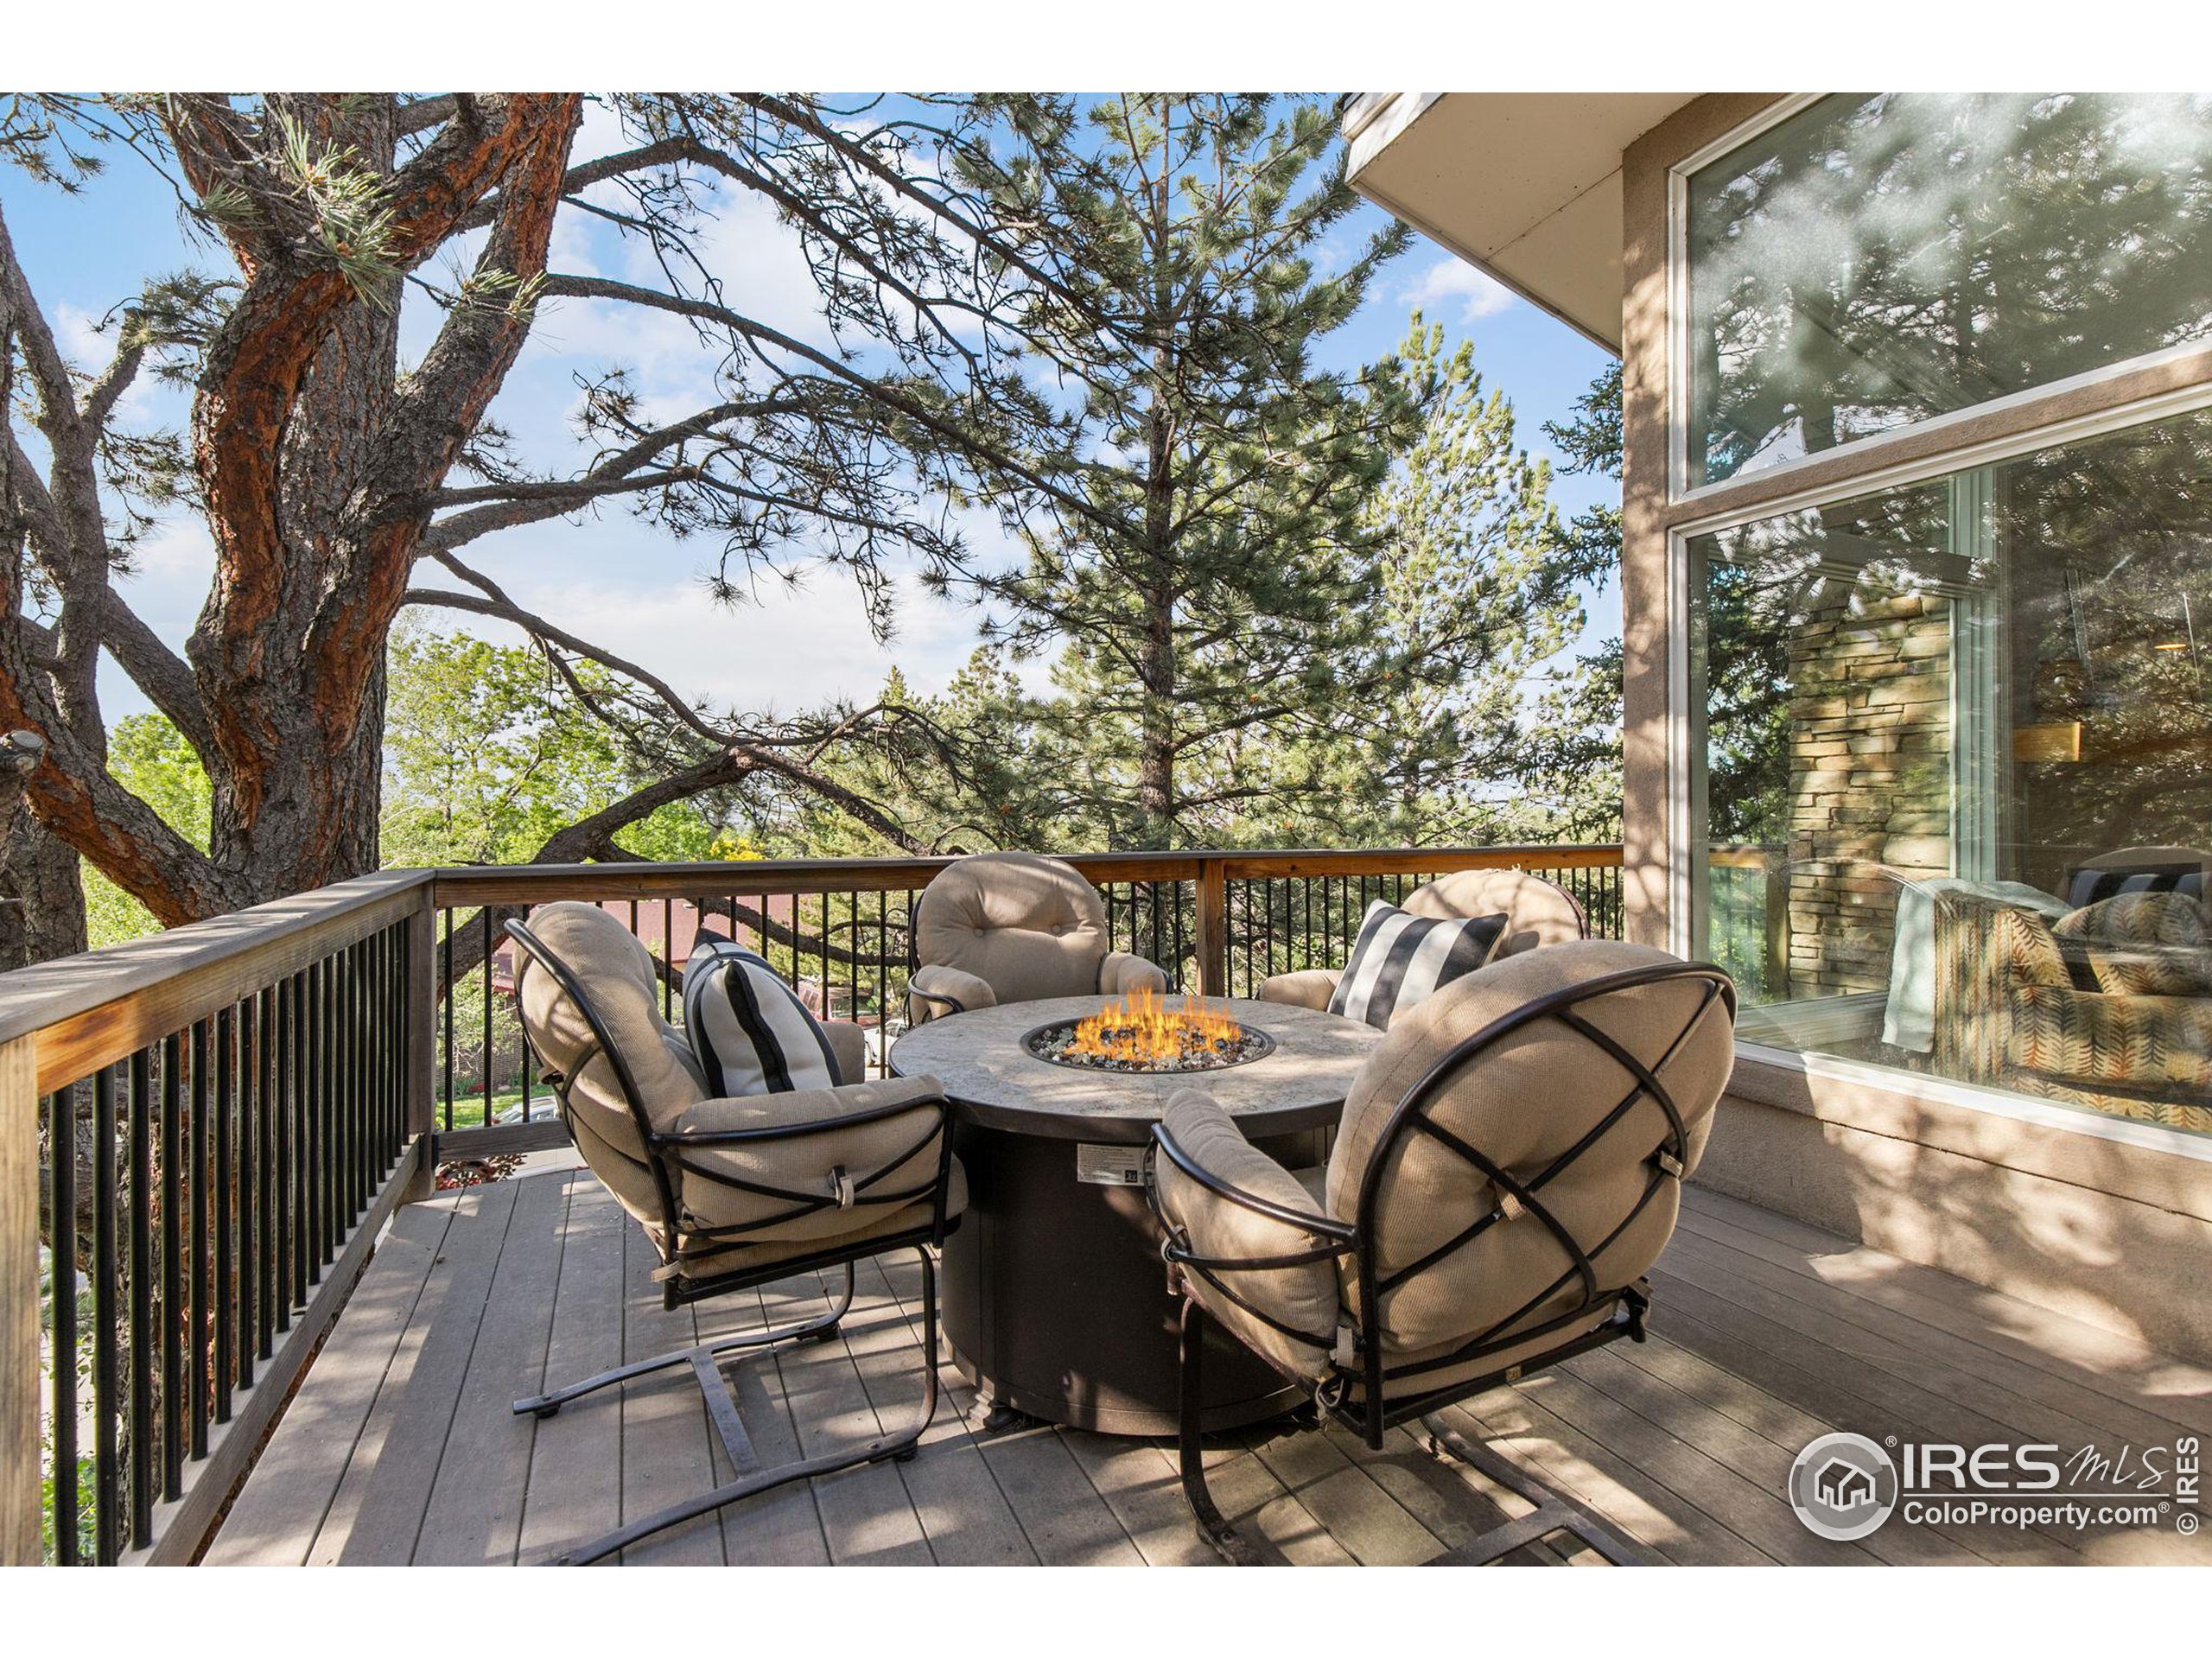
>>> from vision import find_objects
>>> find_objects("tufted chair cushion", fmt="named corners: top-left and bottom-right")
top-left (1403, 868), bottom-right (1586, 958)
top-left (1258, 870), bottom-right (1586, 1020)
top-left (1324, 940), bottom-right (1733, 1359)
top-left (512, 902), bottom-right (708, 1228)
top-left (914, 852), bottom-right (1123, 1003)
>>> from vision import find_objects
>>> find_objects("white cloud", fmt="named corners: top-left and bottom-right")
top-left (444, 562), bottom-right (1012, 717)
top-left (1405, 257), bottom-right (1517, 324)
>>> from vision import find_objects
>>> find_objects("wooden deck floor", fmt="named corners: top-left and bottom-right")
top-left (206, 1166), bottom-right (2212, 1567)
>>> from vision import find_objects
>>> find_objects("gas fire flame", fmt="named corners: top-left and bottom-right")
top-left (1062, 988), bottom-right (1248, 1068)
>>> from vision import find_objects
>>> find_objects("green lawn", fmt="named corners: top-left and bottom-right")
top-left (436, 1087), bottom-right (552, 1131)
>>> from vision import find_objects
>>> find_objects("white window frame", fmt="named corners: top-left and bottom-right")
top-left (1664, 376), bottom-right (2212, 1150)
top-left (1664, 92), bottom-right (2212, 506)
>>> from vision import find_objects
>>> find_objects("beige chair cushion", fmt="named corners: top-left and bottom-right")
top-left (823, 1020), bottom-right (868, 1085)
top-left (1152, 1090), bottom-right (1342, 1382)
top-left (673, 1159), bottom-right (969, 1284)
top-left (1258, 968), bottom-right (1339, 1011)
top-left (1405, 869), bottom-right (1586, 958)
top-left (514, 903), bottom-right (709, 1230)
top-left (1345, 1301), bottom-right (1624, 1403)
top-left (906, 961), bottom-right (999, 1026)
top-left (914, 852), bottom-right (1116, 1003)
top-left (1324, 941), bottom-right (1732, 1357)
top-left (1256, 872), bottom-right (1585, 1016)
top-left (671, 1075), bottom-right (952, 1246)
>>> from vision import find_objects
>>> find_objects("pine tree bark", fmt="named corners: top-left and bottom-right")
top-left (0, 804), bottom-right (86, 969)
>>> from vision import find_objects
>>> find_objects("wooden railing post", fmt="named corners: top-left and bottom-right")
top-left (0, 1033), bottom-right (39, 1565)
top-left (1194, 857), bottom-right (1228, 998)
top-left (1763, 849), bottom-right (1790, 1000)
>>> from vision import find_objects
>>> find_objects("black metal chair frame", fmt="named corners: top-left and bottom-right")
top-left (503, 917), bottom-right (960, 1565)
top-left (1149, 959), bottom-right (1735, 1567)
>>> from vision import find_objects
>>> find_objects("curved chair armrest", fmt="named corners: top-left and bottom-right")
top-left (1256, 968), bottom-right (1340, 1013)
top-left (668, 1074), bottom-right (950, 1146)
top-left (1152, 1102), bottom-right (1354, 1245)
top-left (906, 962), bottom-right (996, 1025)
top-left (664, 1076), bottom-right (957, 1229)
top-left (1147, 1090), bottom-right (1350, 1383)
top-left (1100, 950), bottom-right (1171, 996)
top-left (821, 1019), bottom-right (869, 1086)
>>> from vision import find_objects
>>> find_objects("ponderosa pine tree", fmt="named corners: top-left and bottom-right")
top-left (913, 95), bottom-right (1428, 848)
top-left (1333, 317), bottom-right (1576, 842)
top-left (0, 92), bottom-right (1086, 964)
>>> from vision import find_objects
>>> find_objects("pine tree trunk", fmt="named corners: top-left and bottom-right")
top-left (0, 803), bottom-right (86, 968)
top-left (1135, 401), bottom-right (1177, 847)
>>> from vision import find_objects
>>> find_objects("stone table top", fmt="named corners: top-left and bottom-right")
top-left (887, 994), bottom-right (1383, 1141)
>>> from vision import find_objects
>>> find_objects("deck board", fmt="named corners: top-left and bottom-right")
top-left (208, 1167), bottom-right (2212, 1568)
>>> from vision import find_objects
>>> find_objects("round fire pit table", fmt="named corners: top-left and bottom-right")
top-left (889, 994), bottom-right (1382, 1437)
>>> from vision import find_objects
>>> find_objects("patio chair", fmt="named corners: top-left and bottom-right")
top-left (906, 850), bottom-right (1169, 1024)
top-left (1148, 940), bottom-right (1735, 1565)
top-left (505, 903), bottom-right (965, 1565)
top-left (1257, 868), bottom-right (1586, 1020)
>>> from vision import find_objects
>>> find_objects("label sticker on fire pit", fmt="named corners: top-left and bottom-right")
top-left (1076, 1144), bottom-right (1147, 1186)
top-left (1023, 989), bottom-right (1275, 1073)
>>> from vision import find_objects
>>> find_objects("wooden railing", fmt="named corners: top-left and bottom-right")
top-left (2, 843), bottom-right (1620, 1564)
top-left (1, 870), bottom-right (435, 1566)
top-left (423, 846), bottom-right (1624, 1150)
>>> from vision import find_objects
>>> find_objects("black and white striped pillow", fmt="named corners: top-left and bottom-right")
top-left (682, 933), bottom-right (840, 1096)
top-left (1328, 901), bottom-right (1507, 1030)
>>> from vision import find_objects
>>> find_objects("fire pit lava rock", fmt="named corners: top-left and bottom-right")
top-left (1022, 989), bottom-right (1275, 1074)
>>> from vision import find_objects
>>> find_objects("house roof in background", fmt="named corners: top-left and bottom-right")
top-left (1342, 92), bottom-right (1700, 353)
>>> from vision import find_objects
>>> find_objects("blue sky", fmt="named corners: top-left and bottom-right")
top-left (3, 99), bottom-right (1619, 728)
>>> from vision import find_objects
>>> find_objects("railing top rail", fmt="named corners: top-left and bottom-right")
top-left (0, 868), bottom-right (431, 1081)
top-left (0, 845), bottom-right (1625, 1072)
top-left (425, 843), bottom-right (1624, 906)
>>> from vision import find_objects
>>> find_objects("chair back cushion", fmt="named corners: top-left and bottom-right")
top-left (2053, 890), bottom-right (2212, 996)
top-left (1328, 900), bottom-right (1508, 1028)
top-left (914, 852), bottom-right (1109, 1003)
top-left (2064, 846), bottom-right (2210, 911)
top-left (1324, 941), bottom-right (1734, 1358)
top-left (1405, 868), bottom-right (1586, 957)
top-left (683, 933), bottom-right (842, 1094)
top-left (512, 903), bottom-right (707, 1227)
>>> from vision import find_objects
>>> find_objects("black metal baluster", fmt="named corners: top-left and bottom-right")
top-left (48, 1087), bottom-right (79, 1564)
top-left (479, 911), bottom-right (493, 1131)
top-left (128, 1048), bottom-right (154, 1549)
top-left (158, 1032), bottom-right (182, 1502)
top-left (283, 973), bottom-right (303, 1317)
top-left (1171, 880), bottom-right (1186, 992)
top-left (845, 889), bottom-right (858, 1030)
top-left (240, 994), bottom-right (262, 1382)
top-left (255, 987), bottom-right (278, 1351)
top-left (300, 963), bottom-right (320, 1285)
top-left (354, 939), bottom-right (370, 1212)
top-left (875, 889), bottom-right (891, 1077)
top-left (661, 898), bottom-right (676, 1021)
top-left (93, 1065), bottom-right (119, 1565)
top-left (339, 944), bottom-right (357, 1226)
top-left (378, 925), bottom-right (396, 1167)
top-left (188, 1020), bottom-right (210, 1461)
top-left (214, 1007), bottom-right (236, 1421)
top-left (440, 907), bottom-right (454, 1132)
